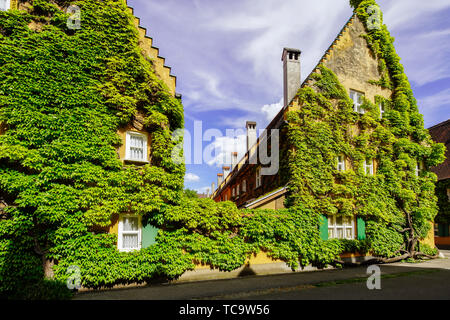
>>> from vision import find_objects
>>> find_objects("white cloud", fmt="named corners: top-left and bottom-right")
top-left (418, 88), bottom-right (450, 127)
top-left (262, 99), bottom-right (283, 122)
top-left (206, 134), bottom-right (247, 168)
top-left (185, 173), bottom-right (200, 182)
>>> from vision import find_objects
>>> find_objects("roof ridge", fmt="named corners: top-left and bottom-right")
top-left (428, 119), bottom-right (450, 131)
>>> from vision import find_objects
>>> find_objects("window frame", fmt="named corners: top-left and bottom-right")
top-left (242, 180), bottom-right (247, 193)
top-left (379, 102), bottom-right (385, 119)
top-left (337, 155), bottom-right (346, 172)
top-left (415, 160), bottom-right (424, 177)
top-left (364, 159), bottom-right (374, 175)
top-left (328, 216), bottom-right (355, 240)
top-left (350, 90), bottom-right (365, 114)
top-left (255, 167), bottom-right (262, 188)
top-left (447, 188), bottom-right (450, 203)
top-left (118, 215), bottom-right (142, 252)
top-left (125, 131), bottom-right (149, 163)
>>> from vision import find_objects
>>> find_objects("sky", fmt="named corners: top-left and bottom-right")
top-left (127, 0), bottom-right (450, 194)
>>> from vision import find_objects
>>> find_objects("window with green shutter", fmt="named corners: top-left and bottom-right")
top-left (319, 215), bottom-right (328, 240)
top-left (357, 217), bottom-right (366, 240)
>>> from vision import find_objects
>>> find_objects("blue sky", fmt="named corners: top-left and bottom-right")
top-left (127, 0), bottom-right (450, 194)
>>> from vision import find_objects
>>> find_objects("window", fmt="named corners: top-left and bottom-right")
top-left (242, 180), bottom-right (247, 193)
top-left (328, 216), bottom-right (355, 240)
top-left (236, 184), bottom-right (240, 197)
top-left (415, 161), bottom-right (424, 177)
top-left (118, 215), bottom-right (141, 252)
top-left (125, 131), bottom-right (148, 163)
top-left (337, 155), bottom-right (346, 172)
top-left (0, 0), bottom-right (10, 11)
top-left (232, 187), bottom-right (235, 198)
top-left (379, 102), bottom-right (385, 119)
top-left (255, 167), bottom-right (262, 188)
top-left (350, 90), bottom-right (365, 114)
top-left (224, 194), bottom-right (228, 201)
top-left (364, 159), bottom-right (374, 175)
top-left (447, 189), bottom-right (450, 202)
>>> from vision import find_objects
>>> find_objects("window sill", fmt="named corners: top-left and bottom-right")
top-left (124, 158), bottom-right (150, 165)
top-left (118, 248), bottom-right (141, 253)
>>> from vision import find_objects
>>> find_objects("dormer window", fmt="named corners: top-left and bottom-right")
top-left (125, 131), bottom-right (148, 163)
top-left (350, 90), bottom-right (365, 114)
top-left (337, 155), bottom-right (346, 172)
top-left (0, 0), bottom-right (10, 11)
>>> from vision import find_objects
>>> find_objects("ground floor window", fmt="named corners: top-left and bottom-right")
top-left (328, 216), bottom-right (355, 240)
top-left (118, 215), bottom-right (142, 252)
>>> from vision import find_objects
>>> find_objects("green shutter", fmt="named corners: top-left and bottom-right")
top-left (438, 224), bottom-right (449, 237)
top-left (319, 215), bottom-right (328, 240)
top-left (357, 217), bottom-right (366, 240)
top-left (142, 223), bottom-right (159, 248)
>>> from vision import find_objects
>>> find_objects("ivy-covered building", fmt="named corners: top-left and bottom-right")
top-left (0, 0), bottom-right (446, 296)
top-left (212, 2), bottom-right (444, 247)
top-left (429, 120), bottom-right (450, 245)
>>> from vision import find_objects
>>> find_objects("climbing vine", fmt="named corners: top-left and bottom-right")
top-left (0, 0), bottom-right (445, 299)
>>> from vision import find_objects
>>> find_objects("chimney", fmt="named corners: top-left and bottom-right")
top-left (231, 152), bottom-right (238, 170)
top-left (246, 121), bottom-right (257, 151)
top-left (217, 173), bottom-right (223, 187)
top-left (282, 48), bottom-right (302, 107)
top-left (223, 166), bottom-right (231, 179)
top-left (211, 182), bottom-right (216, 193)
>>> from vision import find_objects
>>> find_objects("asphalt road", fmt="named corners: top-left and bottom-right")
top-left (75, 250), bottom-right (450, 300)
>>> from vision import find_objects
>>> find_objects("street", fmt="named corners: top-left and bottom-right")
top-left (74, 250), bottom-right (450, 300)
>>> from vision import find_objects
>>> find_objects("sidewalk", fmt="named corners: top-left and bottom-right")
top-left (74, 250), bottom-right (450, 300)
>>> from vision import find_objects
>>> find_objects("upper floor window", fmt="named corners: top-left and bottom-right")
top-left (125, 131), bottom-right (148, 163)
top-left (415, 160), bottom-right (424, 177)
top-left (350, 90), bottom-right (365, 114)
top-left (118, 215), bottom-right (142, 252)
top-left (232, 187), bottom-right (235, 198)
top-left (337, 155), bottom-right (346, 172)
top-left (364, 159), bottom-right (374, 175)
top-left (0, 0), bottom-right (10, 11)
top-left (242, 180), bottom-right (247, 193)
top-left (328, 216), bottom-right (355, 240)
top-left (255, 167), bottom-right (262, 188)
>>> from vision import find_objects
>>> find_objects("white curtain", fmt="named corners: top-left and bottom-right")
top-left (123, 234), bottom-right (138, 249)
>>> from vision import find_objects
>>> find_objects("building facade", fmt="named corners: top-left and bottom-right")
top-left (429, 120), bottom-right (450, 247)
top-left (212, 11), bottom-right (437, 246)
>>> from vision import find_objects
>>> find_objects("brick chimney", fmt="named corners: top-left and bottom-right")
top-left (282, 48), bottom-right (302, 107)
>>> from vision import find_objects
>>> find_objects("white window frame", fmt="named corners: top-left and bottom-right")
top-left (379, 102), bottom-right (385, 119)
top-left (415, 160), bottom-right (424, 177)
top-left (337, 155), bottom-right (346, 172)
top-left (328, 216), bottom-right (355, 240)
top-left (0, 0), bottom-right (10, 11)
top-left (350, 90), bottom-right (365, 114)
top-left (364, 159), bottom-right (374, 175)
top-left (118, 215), bottom-right (142, 252)
top-left (242, 180), bottom-right (247, 193)
top-left (255, 167), bottom-right (262, 188)
top-left (125, 131), bottom-right (148, 163)
top-left (232, 187), bottom-right (235, 198)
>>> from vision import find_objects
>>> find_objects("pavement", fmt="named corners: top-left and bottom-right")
top-left (74, 250), bottom-right (450, 300)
